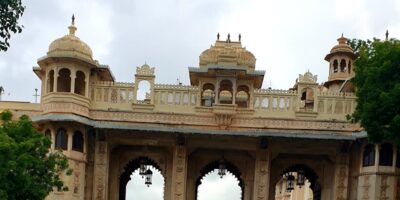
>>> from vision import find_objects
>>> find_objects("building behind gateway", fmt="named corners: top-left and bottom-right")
top-left (1, 18), bottom-right (400, 200)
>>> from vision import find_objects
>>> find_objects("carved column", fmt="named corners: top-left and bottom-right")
top-left (253, 149), bottom-right (270, 200)
top-left (92, 140), bottom-right (109, 200)
top-left (333, 154), bottom-right (349, 200)
top-left (170, 145), bottom-right (187, 200)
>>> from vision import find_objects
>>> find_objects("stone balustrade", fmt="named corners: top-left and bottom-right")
top-left (88, 81), bottom-right (356, 121)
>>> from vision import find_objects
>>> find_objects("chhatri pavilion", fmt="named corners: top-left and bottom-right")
top-left (1, 17), bottom-right (400, 200)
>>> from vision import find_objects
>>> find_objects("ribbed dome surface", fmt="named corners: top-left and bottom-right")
top-left (199, 40), bottom-right (256, 69)
top-left (47, 23), bottom-right (93, 61)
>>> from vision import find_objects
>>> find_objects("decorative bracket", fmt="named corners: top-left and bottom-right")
top-left (212, 104), bottom-right (237, 129)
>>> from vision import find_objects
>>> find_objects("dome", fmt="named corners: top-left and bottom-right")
top-left (329, 36), bottom-right (353, 54)
top-left (47, 20), bottom-right (93, 61)
top-left (325, 35), bottom-right (355, 61)
top-left (199, 40), bottom-right (256, 69)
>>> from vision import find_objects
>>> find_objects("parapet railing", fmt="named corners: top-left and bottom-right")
top-left (154, 84), bottom-right (199, 106)
top-left (90, 81), bottom-right (135, 105)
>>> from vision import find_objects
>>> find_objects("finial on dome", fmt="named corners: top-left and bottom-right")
top-left (337, 33), bottom-right (347, 44)
top-left (385, 29), bottom-right (389, 41)
top-left (68, 14), bottom-right (77, 36)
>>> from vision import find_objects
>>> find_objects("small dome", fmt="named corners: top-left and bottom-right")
top-left (47, 19), bottom-right (93, 61)
top-left (329, 35), bottom-right (353, 54)
top-left (199, 40), bottom-right (256, 69)
top-left (325, 34), bottom-right (355, 61)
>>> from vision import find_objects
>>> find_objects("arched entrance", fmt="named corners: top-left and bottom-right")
top-left (272, 164), bottom-right (321, 200)
top-left (119, 156), bottom-right (164, 200)
top-left (195, 159), bottom-right (244, 200)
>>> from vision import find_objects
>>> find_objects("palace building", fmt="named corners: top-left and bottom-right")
top-left (1, 18), bottom-right (400, 200)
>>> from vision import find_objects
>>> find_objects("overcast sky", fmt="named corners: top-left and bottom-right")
top-left (1, 0), bottom-right (399, 102)
top-left (1, 0), bottom-right (399, 198)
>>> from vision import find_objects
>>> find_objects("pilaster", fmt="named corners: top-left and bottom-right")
top-left (333, 153), bottom-right (349, 200)
top-left (253, 149), bottom-right (270, 200)
top-left (92, 140), bottom-right (109, 200)
top-left (170, 145), bottom-right (187, 200)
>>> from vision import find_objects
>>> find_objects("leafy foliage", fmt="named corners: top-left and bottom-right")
top-left (0, 0), bottom-right (25, 51)
top-left (0, 111), bottom-right (71, 200)
top-left (349, 38), bottom-right (400, 145)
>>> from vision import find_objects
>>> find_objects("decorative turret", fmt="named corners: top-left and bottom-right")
top-left (35, 15), bottom-right (94, 117)
top-left (324, 34), bottom-right (356, 91)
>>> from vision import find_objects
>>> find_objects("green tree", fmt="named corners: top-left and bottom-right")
top-left (0, 0), bottom-right (25, 51)
top-left (349, 37), bottom-right (400, 145)
top-left (0, 111), bottom-right (71, 200)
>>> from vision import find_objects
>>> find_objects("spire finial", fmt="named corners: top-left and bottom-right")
top-left (337, 33), bottom-right (347, 44)
top-left (68, 14), bottom-right (77, 36)
top-left (385, 29), bottom-right (389, 41)
top-left (217, 32), bottom-right (220, 40)
top-left (239, 33), bottom-right (241, 42)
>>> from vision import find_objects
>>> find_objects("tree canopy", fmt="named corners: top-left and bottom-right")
top-left (0, 111), bottom-right (71, 200)
top-left (0, 0), bottom-right (25, 51)
top-left (349, 37), bottom-right (400, 145)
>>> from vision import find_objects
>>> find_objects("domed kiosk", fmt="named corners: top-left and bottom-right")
top-left (34, 16), bottom-right (114, 117)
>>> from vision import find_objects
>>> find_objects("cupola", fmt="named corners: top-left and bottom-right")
top-left (324, 34), bottom-right (356, 90)
top-left (47, 15), bottom-right (93, 62)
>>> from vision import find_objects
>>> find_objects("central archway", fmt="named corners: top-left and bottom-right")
top-left (275, 164), bottom-right (321, 200)
top-left (119, 156), bottom-right (163, 200)
top-left (195, 159), bottom-right (244, 200)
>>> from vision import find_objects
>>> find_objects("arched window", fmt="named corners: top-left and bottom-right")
top-left (57, 68), bottom-right (71, 92)
top-left (72, 131), bottom-right (84, 152)
top-left (45, 129), bottom-right (51, 139)
top-left (363, 144), bottom-right (375, 166)
top-left (236, 85), bottom-right (249, 108)
top-left (55, 128), bottom-right (68, 150)
top-left (340, 59), bottom-right (346, 72)
top-left (379, 143), bottom-right (393, 166)
top-left (219, 80), bottom-right (233, 104)
top-left (201, 83), bottom-right (215, 106)
top-left (333, 60), bottom-right (338, 73)
top-left (74, 71), bottom-right (86, 96)
top-left (47, 70), bottom-right (54, 93)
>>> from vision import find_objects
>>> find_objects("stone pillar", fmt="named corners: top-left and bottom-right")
top-left (67, 129), bottom-right (73, 152)
top-left (333, 154), bottom-right (349, 200)
top-left (92, 141), bottom-right (109, 200)
top-left (70, 73), bottom-right (76, 93)
top-left (215, 81), bottom-right (220, 104)
top-left (54, 70), bottom-right (58, 92)
top-left (85, 72), bottom-right (89, 97)
top-left (253, 149), bottom-right (270, 200)
top-left (170, 145), bottom-right (187, 200)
